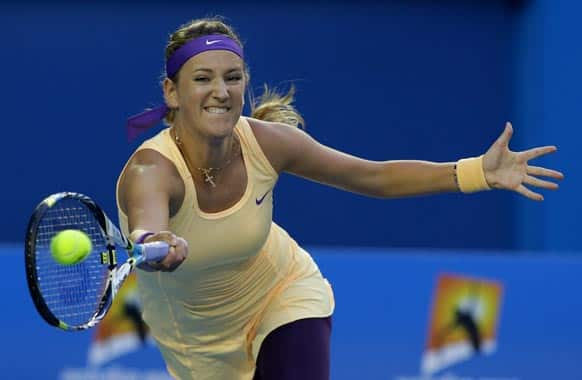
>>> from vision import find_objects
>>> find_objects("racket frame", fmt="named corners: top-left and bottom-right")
top-left (25, 192), bottom-right (142, 331)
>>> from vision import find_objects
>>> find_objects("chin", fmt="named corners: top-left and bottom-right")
top-left (206, 121), bottom-right (236, 138)
top-left (206, 115), bottom-right (240, 134)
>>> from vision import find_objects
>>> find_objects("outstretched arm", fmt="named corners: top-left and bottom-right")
top-left (251, 119), bottom-right (563, 200)
top-left (118, 149), bottom-right (188, 271)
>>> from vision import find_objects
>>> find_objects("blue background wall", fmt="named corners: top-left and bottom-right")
top-left (2, 0), bottom-right (546, 250)
top-left (513, 0), bottom-right (581, 251)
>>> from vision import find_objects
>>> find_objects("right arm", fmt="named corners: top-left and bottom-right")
top-left (118, 148), bottom-right (188, 271)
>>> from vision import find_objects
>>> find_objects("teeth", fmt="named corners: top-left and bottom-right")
top-left (205, 107), bottom-right (228, 114)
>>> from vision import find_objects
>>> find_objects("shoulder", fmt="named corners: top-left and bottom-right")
top-left (123, 130), bottom-right (181, 179)
top-left (246, 117), bottom-right (311, 173)
top-left (118, 148), bottom-right (184, 214)
top-left (124, 148), bottom-right (179, 179)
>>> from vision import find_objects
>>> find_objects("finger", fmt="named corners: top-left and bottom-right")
top-left (176, 237), bottom-right (189, 253)
top-left (162, 245), bottom-right (187, 271)
top-left (515, 184), bottom-right (544, 201)
top-left (523, 174), bottom-right (559, 190)
top-left (520, 146), bottom-right (557, 161)
top-left (159, 245), bottom-right (175, 266)
top-left (527, 165), bottom-right (564, 179)
top-left (156, 230), bottom-right (178, 246)
top-left (175, 238), bottom-right (189, 260)
top-left (494, 122), bottom-right (513, 147)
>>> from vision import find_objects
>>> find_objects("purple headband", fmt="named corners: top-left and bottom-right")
top-left (126, 34), bottom-right (244, 141)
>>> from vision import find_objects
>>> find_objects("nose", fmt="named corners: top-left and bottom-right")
top-left (212, 79), bottom-right (229, 101)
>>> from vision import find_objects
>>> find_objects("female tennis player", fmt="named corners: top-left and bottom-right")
top-left (116, 17), bottom-right (563, 380)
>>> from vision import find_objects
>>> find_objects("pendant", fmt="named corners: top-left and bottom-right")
top-left (199, 169), bottom-right (217, 187)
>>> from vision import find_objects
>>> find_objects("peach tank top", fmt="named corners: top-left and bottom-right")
top-left (116, 117), bottom-right (334, 379)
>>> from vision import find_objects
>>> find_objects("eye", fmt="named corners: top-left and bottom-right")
top-left (227, 74), bottom-right (243, 82)
top-left (194, 76), bottom-right (210, 82)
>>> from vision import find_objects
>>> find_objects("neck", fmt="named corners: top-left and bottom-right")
top-left (171, 126), bottom-right (239, 187)
top-left (173, 126), bottom-right (235, 167)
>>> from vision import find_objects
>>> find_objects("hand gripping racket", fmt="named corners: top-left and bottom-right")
top-left (24, 192), bottom-right (168, 331)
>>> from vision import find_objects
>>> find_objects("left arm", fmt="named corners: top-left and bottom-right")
top-left (250, 119), bottom-right (563, 200)
top-left (288, 149), bottom-right (460, 198)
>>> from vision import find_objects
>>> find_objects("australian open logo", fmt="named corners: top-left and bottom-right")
top-left (422, 273), bottom-right (503, 375)
top-left (396, 273), bottom-right (518, 380)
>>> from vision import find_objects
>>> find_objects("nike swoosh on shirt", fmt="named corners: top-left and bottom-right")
top-left (256, 189), bottom-right (271, 205)
top-left (205, 39), bottom-right (221, 45)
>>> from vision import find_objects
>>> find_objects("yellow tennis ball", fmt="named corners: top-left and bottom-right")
top-left (50, 229), bottom-right (92, 265)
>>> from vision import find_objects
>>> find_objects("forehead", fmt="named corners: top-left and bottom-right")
top-left (183, 50), bottom-right (244, 71)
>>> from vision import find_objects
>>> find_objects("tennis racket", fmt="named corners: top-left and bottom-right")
top-left (24, 192), bottom-right (168, 331)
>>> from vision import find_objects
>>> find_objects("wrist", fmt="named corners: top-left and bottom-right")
top-left (129, 230), bottom-right (164, 272)
top-left (130, 229), bottom-right (155, 244)
top-left (455, 156), bottom-right (491, 193)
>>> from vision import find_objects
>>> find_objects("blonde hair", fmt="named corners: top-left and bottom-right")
top-left (250, 85), bottom-right (305, 129)
top-left (163, 17), bottom-right (304, 128)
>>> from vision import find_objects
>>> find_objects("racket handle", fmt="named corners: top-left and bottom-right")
top-left (139, 241), bottom-right (169, 263)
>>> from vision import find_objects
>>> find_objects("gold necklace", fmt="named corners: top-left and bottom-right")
top-left (172, 128), bottom-right (239, 188)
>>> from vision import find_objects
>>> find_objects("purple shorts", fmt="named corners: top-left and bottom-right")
top-left (253, 316), bottom-right (332, 380)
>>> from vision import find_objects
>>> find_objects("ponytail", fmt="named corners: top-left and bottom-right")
top-left (250, 85), bottom-right (305, 129)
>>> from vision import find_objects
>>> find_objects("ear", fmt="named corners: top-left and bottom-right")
top-left (163, 78), bottom-right (179, 109)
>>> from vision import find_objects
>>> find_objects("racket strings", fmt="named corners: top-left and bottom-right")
top-left (35, 199), bottom-right (110, 327)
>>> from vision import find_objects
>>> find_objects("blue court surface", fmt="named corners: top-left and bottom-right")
top-left (4, 243), bottom-right (581, 380)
